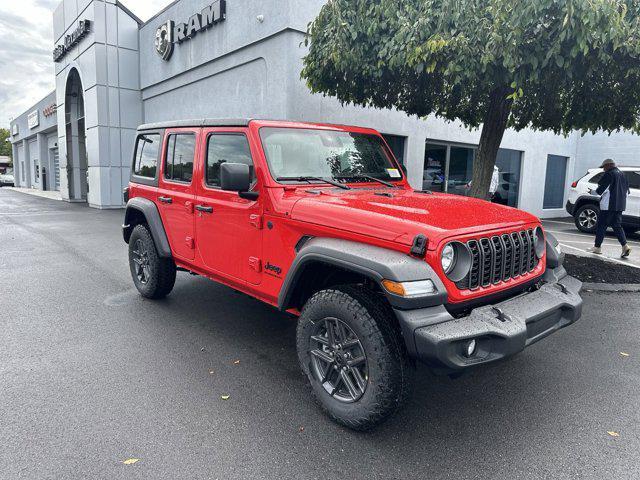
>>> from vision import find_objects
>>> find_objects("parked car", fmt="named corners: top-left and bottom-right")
top-left (0, 170), bottom-right (15, 187)
top-left (122, 119), bottom-right (583, 430)
top-left (566, 166), bottom-right (640, 234)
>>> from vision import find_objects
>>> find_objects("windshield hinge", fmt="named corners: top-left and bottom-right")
top-left (410, 234), bottom-right (428, 258)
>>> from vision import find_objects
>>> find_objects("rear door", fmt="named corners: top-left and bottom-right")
top-left (157, 128), bottom-right (199, 261)
top-left (194, 128), bottom-right (262, 284)
top-left (624, 170), bottom-right (640, 224)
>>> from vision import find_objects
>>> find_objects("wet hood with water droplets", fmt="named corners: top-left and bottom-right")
top-left (290, 187), bottom-right (540, 249)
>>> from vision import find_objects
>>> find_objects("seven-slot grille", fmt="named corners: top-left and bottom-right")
top-left (455, 229), bottom-right (540, 291)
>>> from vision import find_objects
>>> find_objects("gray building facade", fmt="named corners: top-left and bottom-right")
top-left (9, 0), bottom-right (640, 216)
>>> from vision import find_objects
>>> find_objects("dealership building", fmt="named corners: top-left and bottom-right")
top-left (9, 0), bottom-right (640, 216)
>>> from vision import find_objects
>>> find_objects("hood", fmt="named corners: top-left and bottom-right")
top-left (289, 187), bottom-right (540, 249)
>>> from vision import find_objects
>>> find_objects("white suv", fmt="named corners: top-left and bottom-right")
top-left (566, 166), bottom-right (640, 234)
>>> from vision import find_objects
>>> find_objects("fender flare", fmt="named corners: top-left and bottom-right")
top-left (278, 237), bottom-right (448, 311)
top-left (122, 197), bottom-right (172, 258)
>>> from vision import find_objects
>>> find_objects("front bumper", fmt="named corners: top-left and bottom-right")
top-left (395, 269), bottom-right (582, 374)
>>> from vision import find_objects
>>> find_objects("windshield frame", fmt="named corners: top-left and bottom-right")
top-left (257, 126), bottom-right (406, 186)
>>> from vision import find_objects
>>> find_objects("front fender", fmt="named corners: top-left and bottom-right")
top-left (278, 237), bottom-right (448, 311)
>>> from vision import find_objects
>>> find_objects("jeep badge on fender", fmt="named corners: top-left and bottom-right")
top-left (122, 119), bottom-right (583, 431)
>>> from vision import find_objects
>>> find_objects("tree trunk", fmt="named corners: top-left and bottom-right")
top-left (469, 87), bottom-right (513, 200)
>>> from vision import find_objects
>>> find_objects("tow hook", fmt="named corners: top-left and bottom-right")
top-left (492, 307), bottom-right (511, 323)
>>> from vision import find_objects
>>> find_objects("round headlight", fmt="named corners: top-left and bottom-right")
top-left (533, 226), bottom-right (545, 258)
top-left (441, 243), bottom-right (456, 274)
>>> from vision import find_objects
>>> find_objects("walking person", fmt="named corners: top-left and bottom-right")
top-left (588, 159), bottom-right (632, 257)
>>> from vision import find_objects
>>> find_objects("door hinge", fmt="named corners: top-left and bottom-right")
top-left (249, 214), bottom-right (263, 230)
top-left (186, 236), bottom-right (195, 249)
top-left (249, 257), bottom-right (262, 272)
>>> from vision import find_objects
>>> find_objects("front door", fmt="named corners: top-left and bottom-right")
top-left (157, 129), bottom-right (199, 261)
top-left (195, 128), bottom-right (262, 285)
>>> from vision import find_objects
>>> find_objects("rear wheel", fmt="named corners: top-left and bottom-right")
top-left (574, 204), bottom-right (599, 233)
top-left (128, 224), bottom-right (176, 299)
top-left (296, 285), bottom-right (413, 431)
top-left (623, 226), bottom-right (639, 235)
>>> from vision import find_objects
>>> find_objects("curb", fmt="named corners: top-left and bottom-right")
top-left (582, 283), bottom-right (640, 293)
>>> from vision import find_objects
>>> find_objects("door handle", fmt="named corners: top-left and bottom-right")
top-left (195, 205), bottom-right (213, 213)
top-left (158, 196), bottom-right (173, 204)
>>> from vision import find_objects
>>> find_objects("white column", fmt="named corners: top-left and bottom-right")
top-left (22, 139), bottom-right (32, 189)
top-left (11, 143), bottom-right (20, 187)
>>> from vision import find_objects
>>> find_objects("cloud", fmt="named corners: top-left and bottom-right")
top-left (0, 0), bottom-right (173, 128)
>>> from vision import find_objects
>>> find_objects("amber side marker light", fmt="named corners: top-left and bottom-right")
top-left (382, 279), bottom-right (437, 298)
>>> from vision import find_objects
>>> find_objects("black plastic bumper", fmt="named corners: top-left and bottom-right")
top-left (565, 200), bottom-right (576, 216)
top-left (394, 270), bottom-right (582, 374)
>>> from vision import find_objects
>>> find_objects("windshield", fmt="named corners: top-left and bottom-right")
top-left (259, 128), bottom-right (402, 183)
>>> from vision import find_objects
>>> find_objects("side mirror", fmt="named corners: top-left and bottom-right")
top-left (220, 162), bottom-right (258, 200)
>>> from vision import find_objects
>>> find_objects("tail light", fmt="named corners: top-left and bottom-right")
top-left (571, 181), bottom-right (578, 188)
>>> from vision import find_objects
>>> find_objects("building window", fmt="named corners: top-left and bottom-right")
top-left (164, 134), bottom-right (195, 183)
top-left (133, 133), bottom-right (160, 178)
top-left (423, 144), bottom-right (447, 192)
top-left (21, 162), bottom-right (25, 182)
top-left (382, 134), bottom-right (406, 165)
top-left (543, 155), bottom-right (569, 209)
top-left (34, 160), bottom-right (39, 181)
top-left (206, 134), bottom-right (255, 188)
top-left (423, 142), bottom-right (523, 207)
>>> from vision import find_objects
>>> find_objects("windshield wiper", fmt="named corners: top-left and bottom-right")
top-left (276, 176), bottom-right (350, 190)
top-left (334, 174), bottom-right (398, 188)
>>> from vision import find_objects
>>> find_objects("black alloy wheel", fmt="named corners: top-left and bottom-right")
top-left (131, 238), bottom-right (151, 284)
top-left (309, 317), bottom-right (368, 403)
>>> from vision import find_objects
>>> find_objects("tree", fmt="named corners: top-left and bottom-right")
top-left (0, 128), bottom-right (12, 161)
top-left (301, 0), bottom-right (640, 199)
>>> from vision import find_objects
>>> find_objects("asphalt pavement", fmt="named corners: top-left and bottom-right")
top-left (1, 187), bottom-right (640, 480)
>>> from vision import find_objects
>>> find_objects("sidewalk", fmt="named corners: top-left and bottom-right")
top-left (542, 218), bottom-right (640, 269)
top-left (5, 187), bottom-right (63, 201)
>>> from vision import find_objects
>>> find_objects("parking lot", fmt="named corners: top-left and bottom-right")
top-left (542, 218), bottom-right (640, 269)
top-left (1, 187), bottom-right (640, 480)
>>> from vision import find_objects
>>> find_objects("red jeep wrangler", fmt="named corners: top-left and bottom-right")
top-left (123, 119), bottom-right (583, 430)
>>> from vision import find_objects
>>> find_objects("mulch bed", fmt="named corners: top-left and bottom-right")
top-left (563, 254), bottom-right (640, 284)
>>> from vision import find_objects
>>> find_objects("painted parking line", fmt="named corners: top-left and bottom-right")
top-left (546, 229), bottom-right (640, 247)
top-left (543, 219), bottom-right (575, 225)
top-left (559, 243), bottom-right (640, 269)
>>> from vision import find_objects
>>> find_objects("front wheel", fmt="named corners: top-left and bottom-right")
top-left (296, 286), bottom-right (413, 431)
top-left (574, 204), bottom-right (599, 233)
top-left (128, 224), bottom-right (176, 299)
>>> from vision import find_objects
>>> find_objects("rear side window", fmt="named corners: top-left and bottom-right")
top-left (133, 133), bottom-right (160, 178)
top-left (589, 172), bottom-right (604, 184)
top-left (206, 134), bottom-right (255, 188)
top-left (165, 134), bottom-right (195, 183)
top-left (625, 171), bottom-right (640, 189)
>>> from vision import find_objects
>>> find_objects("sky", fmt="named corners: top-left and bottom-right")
top-left (0, 0), bottom-right (174, 128)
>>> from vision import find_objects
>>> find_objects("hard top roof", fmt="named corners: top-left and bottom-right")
top-left (137, 118), bottom-right (252, 130)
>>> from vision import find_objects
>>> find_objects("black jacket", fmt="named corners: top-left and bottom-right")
top-left (596, 167), bottom-right (630, 212)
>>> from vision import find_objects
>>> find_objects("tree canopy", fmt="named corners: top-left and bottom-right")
top-left (301, 0), bottom-right (640, 197)
top-left (0, 128), bottom-right (12, 159)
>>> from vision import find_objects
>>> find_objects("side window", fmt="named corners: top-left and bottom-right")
top-left (164, 133), bottom-right (195, 183)
top-left (206, 134), bottom-right (255, 188)
top-left (133, 133), bottom-right (160, 178)
top-left (625, 171), bottom-right (640, 189)
top-left (589, 172), bottom-right (604, 184)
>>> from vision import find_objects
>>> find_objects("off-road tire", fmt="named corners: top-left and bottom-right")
top-left (128, 224), bottom-right (176, 299)
top-left (296, 285), bottom-right (413, 431)
top-left (574, 204), bottom-right (600, 234)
